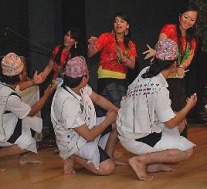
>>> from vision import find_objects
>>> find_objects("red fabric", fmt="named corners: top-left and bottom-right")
top-left (96, 32), bottom-right (137, 73)
top-left (160, 24), bottom-right (196, 55)
top-left (50, 45), bottom-right (71, 79)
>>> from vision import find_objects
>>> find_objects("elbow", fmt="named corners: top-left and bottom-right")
top-left (163, 120), bottom-right (177, 129)
top-left (85, 135), bottom-right (94, 142)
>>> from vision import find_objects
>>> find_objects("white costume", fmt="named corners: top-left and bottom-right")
top-left (51, 84), bottom-right (108, 169)
top-left (117, 67), bottom-right (195, 155)
top-left (0, 83), bottom-right (42, 153)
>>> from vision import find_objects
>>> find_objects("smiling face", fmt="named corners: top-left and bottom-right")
top-left (64, 31), bottom-right (77, 49)
top-left (113, 16), bottom-right (129, 35)
top-left (179, 10), bottom-right (197, 32)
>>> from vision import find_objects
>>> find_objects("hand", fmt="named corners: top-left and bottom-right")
top-left (186, 93), bottom-right (197, 109)
top-left (106, 110), bottom-right (117, 124)
top-left (33, 71), bottom-right (46, 84)
top-left (176, 67), bottom-right (185, 78)
top-left (116, 46), bottom-right (125, 63)
top-left (44, 84), bottom-right (56, 97)
top-left (143, 44), bottom-right (156, 63)
top-left (88, 36), bottom-right (97, 45)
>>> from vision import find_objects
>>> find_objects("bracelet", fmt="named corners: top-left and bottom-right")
top-left (31, 79), bottom-right (36, 86)
top-left (124, 58), bottom-right (131, 67)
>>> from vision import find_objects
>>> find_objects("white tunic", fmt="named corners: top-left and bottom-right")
top-left (117, 67), bottom-right (195, 154)
top-left (0, 83), bottom-right (42, 153)
top-left (51, 85), bottom-right (104, 169)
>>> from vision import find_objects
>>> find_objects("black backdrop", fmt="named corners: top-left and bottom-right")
top-left (1, 0), bottom-right (205, 122)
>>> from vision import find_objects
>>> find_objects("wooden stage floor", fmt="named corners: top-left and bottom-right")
top-left (1, 125), bottom-right (207, 189)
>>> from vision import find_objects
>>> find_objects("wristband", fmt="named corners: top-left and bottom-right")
top-left (31, 79), bottom-right (36, 86)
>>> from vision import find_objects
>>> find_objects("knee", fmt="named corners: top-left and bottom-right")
top-left (99, 159), bottom-right (115, 175)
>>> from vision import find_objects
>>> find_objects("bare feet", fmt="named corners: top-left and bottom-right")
top-left (64, 158), bottom-right (76, 175)
top-left (147, 163), bottom-right (174, 173)
top-left (112, 158), bottom-right (127, 166)
top-left (0, 168), bottom-right (6, 172)
top-left (19, 154), bottom-right (42, 165)
top-left (113, 149), bottom-right (123, 157)
top-left (128, 157), bottom-right (153, 181)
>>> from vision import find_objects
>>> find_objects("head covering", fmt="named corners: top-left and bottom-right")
top-left (65, 56), bottom-right (88, 78)
top-left (155, 39), bottom-right (178, 60)
top-left (1, 52), bottom-right (24, 76)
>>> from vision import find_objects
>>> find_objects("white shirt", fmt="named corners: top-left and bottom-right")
top-left (117, 67), bottom-right (175, 139)
top-left (51, 84), bottom-right (97, 159)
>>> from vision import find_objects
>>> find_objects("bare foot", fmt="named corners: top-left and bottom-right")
top-left (19, 154), bottom-right (42, 165)
top-left (112, 158), bottom-right (127, 166)
top-left (128, 157), bottom-right (153, 181)
top-left (113, 149), bottom-right (123, 157)
top-left (147, 163), bottom-right (174, 173)
top-left (0, 168), bottom-right (6, 172)
top-left (64, 158), bottom-right (76, 175)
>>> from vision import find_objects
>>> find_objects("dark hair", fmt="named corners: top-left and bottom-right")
top-left (177, 2), bottom-right (199, 53)
top-left (113, 12), bottom-right (131, 48)
top-left (142, 58), bottom-right (175, 78)
top-left (54, 27), bottom-right (85, 67)
top-left (63, 75), bottom-right (83, 88)
top-left (0, 74), bottom-right (20, 84)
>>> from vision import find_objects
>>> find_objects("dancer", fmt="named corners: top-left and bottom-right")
top-left (143, 2), bottom-right (199, 137)
top-left (117, 39), bottom-right (197, 181)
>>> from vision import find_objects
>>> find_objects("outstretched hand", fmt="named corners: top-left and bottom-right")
top-left (33, 71), bottom-right (46, 84)
top-left (143, 44), bottom-right (156, 63)
top-left (186, 93), bottom-right (197, 109)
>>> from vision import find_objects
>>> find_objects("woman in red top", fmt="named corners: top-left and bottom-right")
top-left (143, 2), bottom-right (199, 137)
top-left (43, 27), bottom-right (84, 86)
top-left (88, 12), bottom-right (137, 116)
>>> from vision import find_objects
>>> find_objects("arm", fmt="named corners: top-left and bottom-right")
top-left (28, 84), bottom-right (56, 116)
top-left (42, 59), bottom-right (55, 77)
top-left (17, 71), bottom-right (45, 91)
top-left (73, 109), bottom-right (117, 141)
top-left (90, 91), bottom-right (119, 112)
top-left (143, 33), bottom-right (167, 62)
top-left (164, 93), bottom-right (197, 128)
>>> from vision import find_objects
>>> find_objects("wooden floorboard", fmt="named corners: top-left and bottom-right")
top-left (1, 125), bottom-right (207, 189)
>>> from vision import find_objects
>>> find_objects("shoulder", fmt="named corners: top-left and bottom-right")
top-left (161, 24), bottom-right (176, 32)
top-left (99, 32), bottom-right (114, 40)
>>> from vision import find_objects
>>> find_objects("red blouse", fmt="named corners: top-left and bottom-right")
top-left (160, 24), bottom-right (196, 56)
top-left (50, 45), bottom-right (71, 79)
top-left (96, 32), bottom-right (137, 73)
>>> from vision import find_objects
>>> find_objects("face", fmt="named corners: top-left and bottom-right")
top-left (64, 31), bottom-right (77, 48)
top-left (179, 11), bottom-right (197, 31)
top-left (19, 57), bottom-right (27, 82)
top-left (113, 16), bottom-right (129, 35)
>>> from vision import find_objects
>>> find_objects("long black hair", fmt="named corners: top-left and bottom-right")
top-left (54, 27), bottom-right (85, 66)
top-left (142, 58), bottom-right (176, 79)
top-left (177, 2), bottom-right (199, 53)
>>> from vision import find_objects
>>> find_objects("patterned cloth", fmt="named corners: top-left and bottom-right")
top-left (1, 52), bottom-right (24, 76)
top-left (50, 45), bottom-right (71, 80)
top-left (160, 24), bottom-right (196, 55)
top-left (117, 67), bottom-right (195, 154)
top-left (96, 32), bottom-right (137, 79)
top-left (65, 56), bottom-right (88, 78)
top-left (155, 39), bottom-right (178, 60)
